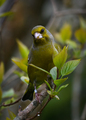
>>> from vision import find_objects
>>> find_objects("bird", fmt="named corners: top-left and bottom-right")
top-left (22, 25), bottom-right (58, 101)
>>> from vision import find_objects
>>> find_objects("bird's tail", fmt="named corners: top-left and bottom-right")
top-left (22, 83), bottom-right (34, 101)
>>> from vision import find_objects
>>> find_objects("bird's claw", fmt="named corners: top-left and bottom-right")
top-left (35, 92), bottom-right (43, 104)
top-left (34, 86), bottom-right (43, 103)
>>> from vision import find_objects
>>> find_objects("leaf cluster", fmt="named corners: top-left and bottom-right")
top-left (54, 18), bottom-right (86, 58)
top-left (44, 46), bottom-right (80, 99)
top-left (11, 39), bottom-right (29, 84)
top-left (11, 40), bottom-right (80, 100)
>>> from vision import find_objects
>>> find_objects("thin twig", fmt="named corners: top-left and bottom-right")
top-left (4, 65), bottom-right (17, 81)
top-left (39, 96), bottom-right (51, 114)
top-left (55, 9), bottom-right (86, 17)
top-left (47, 0), bottom-right (58, 29)
top-left (2, 74), bottom-right (18, 88)
top-left (47, 8), bottom-right (86, 29)
top-left (50, 0), bottom-right (58, 14)
top-left (0, 97), bottom-right (21, 107)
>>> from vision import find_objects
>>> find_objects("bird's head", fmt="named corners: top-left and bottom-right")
top-left (31, 25), bottom-right (54, 46)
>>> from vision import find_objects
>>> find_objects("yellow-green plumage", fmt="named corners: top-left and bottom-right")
top-left (22, 25), bottom-right (57, 101)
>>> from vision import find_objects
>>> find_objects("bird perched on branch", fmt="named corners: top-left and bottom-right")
top-left (22, 25), bottom-right (58, 101)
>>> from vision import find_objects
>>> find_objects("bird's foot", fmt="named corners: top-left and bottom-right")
top-left (34, 89), bottom-right (43, 103)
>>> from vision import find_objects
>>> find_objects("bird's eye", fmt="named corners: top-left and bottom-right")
top-left (40, 29), bottom-right (44, 33)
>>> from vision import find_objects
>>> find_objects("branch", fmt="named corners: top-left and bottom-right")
top-left (14, 83), bottom-right (48, 120)
top-left (26, 96), bottom-right (51, 120)
top-left (0, 97), bottom-right (21, 107)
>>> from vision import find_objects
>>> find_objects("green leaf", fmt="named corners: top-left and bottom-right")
top-left (54, 33), bottom-right (64, 44)
top-left (29, 64), bottom-right (50, 75)
top-left (21, 57), bottom-right (28, 65)
top-left (0, 12), bottom-right (13, 18)
top-left (57, 84), bottom-right (68, 93)
top-left (0, 62), bottom-right (4, 84)
top-left (0, 87), bottom-right (2, 102)
top-left (2, 89), bottom-right (14, 98)
top-left (50, 67), bottom-right (57, 80)
top-left (47, 90), bottom-right (52, 95)
top-left (79, 17), bottom-right (86, 30)
top-left (60, 23), bottom-right (72, 41)
top-left (61, 59), bottom-right (81, 77)
top-left (53, 46), bottom-right (68, 69)
top-left (66, 40), bottom-right (78, 49)
top-left (47, 90), bottom-right (60, 100)
top-left (12, 58), bottom-right (27, 73)
top-left (0, 0), bottom-right (6, 6)
top-left (8, 109), bottom-right (16, 120)
top-left (6, 117), bottom-right (12, 120)
top-left (54, 43), bottom-right (61, 53)
top-left (20, 76), bottom-right (29, 85)
top-left (17, 39), bottom-right (29, 58)
top-left (13, 70), bottom-right (24, 77)
top-left (75, 28), bottom-right (86, 43)
top-left (44, 80), bottom-right (52, 91)
top-left (54, 77), bottom-right (68, 89)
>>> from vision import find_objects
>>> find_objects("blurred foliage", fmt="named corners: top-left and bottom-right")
top-left (0, 0), bottom-right (6, 6)
top-left (0, 0), bottom-right (13, 18)
top-left (2, 89), bottom-right (14, 99)
top-left (0, 12), bottom-right (13, 18)
top-left (60, 23), bottom-right (72, 41)
top-left (12, 58), bottom-right (27, 73)
top-left (54, 18), bottom-right (86, 59)
top-left (0, 62), bottom-right (4, 85)
top-left (54, 24), bottom-right (78, 49)
top-left (6, 109), bottom-right (16, 120)
top-left (80, 17), bottom-right (86, 30)
top-left (75, 28), bottom-right (86, 44)
top-left (16, 39), bottom-right (29, 58)
top-left (6, 118), bottom-right (12, 120)
top-left (0, 62), bottom-right (15, 107)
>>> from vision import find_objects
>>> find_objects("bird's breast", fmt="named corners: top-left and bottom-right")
top-left (28, 43), bottom-right (54, 85)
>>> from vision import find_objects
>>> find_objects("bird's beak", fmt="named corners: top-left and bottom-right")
top-left (34, 32), bottom-right (43, 39)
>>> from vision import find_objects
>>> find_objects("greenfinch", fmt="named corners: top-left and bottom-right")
top-left (22, 25), bottom-right (57, 101)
